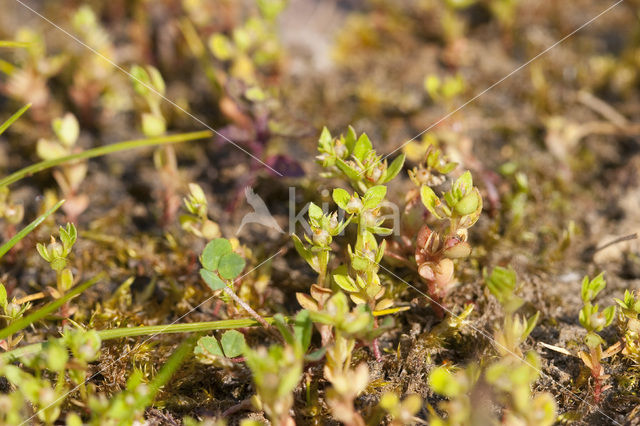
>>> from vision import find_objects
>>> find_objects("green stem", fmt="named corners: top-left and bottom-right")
top-left (0, 199), bottom-right (64, 260)
top-left (0, 130), bottom-right (212, 188)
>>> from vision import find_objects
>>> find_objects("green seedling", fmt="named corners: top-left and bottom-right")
top-left (130, 64), bottom-right (184, 225)
top-left (200, 238), bottom-right (272, 330)
top-left (308, 292), bottom-right (389, 425)
top-left (245, 340), bottom-right (303, 426)
top-left (36, 222), bottom-right (80, 323)
top-left (295, 127), bottom-right (405, 355)
top-left (428, 363), bottom-right (480, 426)
top-left (577, 273), bottom-right (618, 402)
top-left (131, 65), bottom-right (167, 137)
top-left (36, 113), bottom-right (88, 221)
top-left (614, 290), bottom-right (640, 363)
top-left (413, 153), bottom-right (482, 311)
top-left (181, 183), bottom-right (221, 239)
top-left (484, 267), bottom-right (539, 358)
top-left (428, 351), bottom-right (556, 426)
top-left (0, 282), bottom-right (31, 351)
top-left (484, 352), bottom-right (557, 426)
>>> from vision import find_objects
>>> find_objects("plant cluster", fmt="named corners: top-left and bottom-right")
top-left (577, 273), bottom-right (618, 402)
top-left (405, 145), bottom-right (482, 311)
top-left (426, 267), bottom-right (556, 426)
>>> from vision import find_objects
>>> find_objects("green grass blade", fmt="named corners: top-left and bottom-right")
top-left (0, 273), bottom-right (104, 340)
top-left (0, 130), bottom-right (212, 188)
top-left (0, 103), bottom-right (31, 136)
top-left (0, 317), bottom-right (273, 362)
top-left (0, 199), bottom-right (64, 259)
top-left (96, 317), bottom-right (276, 340)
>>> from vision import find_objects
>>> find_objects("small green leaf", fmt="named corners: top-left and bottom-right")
top-left (220, 330), bottom-right (246, 358)
top-left (195, 336), bottom-right (224, 357)
top-left (336, 158), bottom-right (361, 181)
top-left (420, 185), bottom-right (443, 218)
top-left (201, 238), bottom-right (233, 271)
top-left (428, 366), bottom-right (462, 397)
top-left (383, 154), bottom-right (405, 183)
top-left (200, 269), bottom-right (227, 291)
top-left (332, 188), bottom-right (351, 210)
top-left (308, 202), bottom-right (323, 221)
top-left (0, 282), bottom-right (7, 310)
top-left (352, 133), bottom-right (373, 161)
top-left (292, 234), bottom-right (320, 273)
top-left (318, 126), bottom-right (332, 150)
top-left (218, 253), bottom-right (246, 279)
top-left (294, 310), bottom-right (312, 352)
top-left (602, 305), bottom-right (616, 327)
top-left (453, 171), bottom-right (473, 194)
top-left (344, 126), bottom-right (357, 153)
top-left (333, 274), bottom-right (358, 292)
top-left (363, 185), bottom-right (387, 209)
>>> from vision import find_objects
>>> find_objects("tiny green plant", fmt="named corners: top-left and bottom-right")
top-left (413, 145), bottom-right (482, 313)
top-left (181, 183), bottom-right (221, 240)
top-left (36, 223), bottom-right (78, 319)
top-left (0, 282), bottom-right (31, 351)
top-left (614, 289), bottom-right (640, 363)
top-left (484, 266), bottom-right (539, 358)
top-left (199, 238), bottom-right (272, 330)
top-left (577, 273), bottom-right (618, 403)
top-left (428, 267), bottom-right (556, 426)
top-left (295, 127), bottom-right (404, 355)
top-left (244, 337), bottom-right (303, 426)
top-left (36, 113), bottom-right (88, 221)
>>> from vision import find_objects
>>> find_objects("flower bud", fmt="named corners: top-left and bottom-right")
top-left (334, 141), bottom-right (348, 158)
top-left (361, 210), bottom-right (378, 227)
top-left (346, 196), bottom-right (363, 214)
top-left (313, 229), bottom-right (331, 246)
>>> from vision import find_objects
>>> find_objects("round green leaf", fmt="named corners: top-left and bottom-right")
top-left (200, 268), bottom-right (227, 291)
top-left (218, 253), bottom-right (246, 279)
top-left (201, 238), bottom-right (233, 271)
top-left (220, 330), bottom-right (246, 358)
